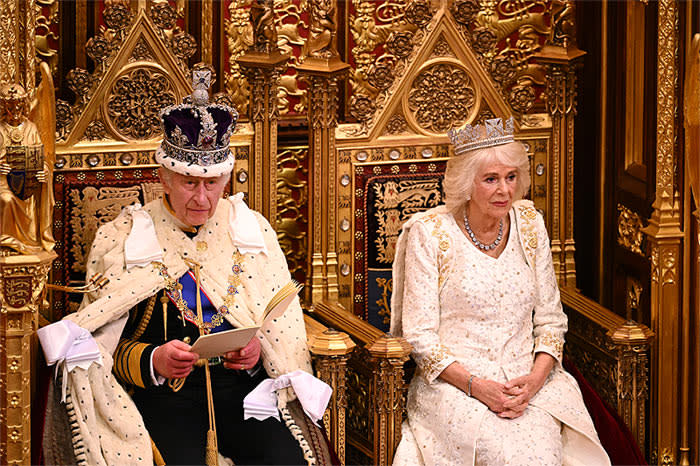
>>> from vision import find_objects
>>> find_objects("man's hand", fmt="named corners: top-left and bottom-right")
top-left (153, 340), bottom-right (199, 379)
top-left (223, 336), bottom-right (261, 370)
top-left (0, 163), bottom-right (10, 175)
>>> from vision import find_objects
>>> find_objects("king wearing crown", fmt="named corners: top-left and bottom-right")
top-left (39, 66), bottom-right (333, 465)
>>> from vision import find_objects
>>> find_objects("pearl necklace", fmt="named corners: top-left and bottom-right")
top-left (463, 214), bottom-right (503, 251)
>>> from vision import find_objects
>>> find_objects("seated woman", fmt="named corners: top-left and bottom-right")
top-left (390, 117), bottom-right (611, 466)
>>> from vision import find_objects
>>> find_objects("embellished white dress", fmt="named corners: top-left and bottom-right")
top-left (390, 200), bottom-right (610, 466)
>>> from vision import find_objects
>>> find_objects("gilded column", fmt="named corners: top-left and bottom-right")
top-left (0, 252), bottom-right (54, 465)
top-left (0, 0), bottom-right (36, 93)
top-left (534, 3), bottom-right (584, 288)
top-left (309, 329), bottom-right (356, 465)
top-left (237, 1), bottom-right (288, 221)
top-left (298, 0), bottom-right (349, 304)
top-left (643, 0), bottom-right (682, 463)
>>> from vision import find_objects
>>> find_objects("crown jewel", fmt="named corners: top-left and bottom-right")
top-left (447, 117), bottom-right (515, 155)
top-left (156, 65), bottom-right (238, 177)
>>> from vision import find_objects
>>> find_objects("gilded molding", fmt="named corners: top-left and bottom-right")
top-left (617, 204), bottom-right (645, 256)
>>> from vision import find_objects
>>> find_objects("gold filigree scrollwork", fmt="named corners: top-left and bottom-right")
top-left (617, 204), bottom-right (645, 256)
top-left (407, 62), bottom-right (476, 134)
top-left (373, 178), bottom-right (442, 263)
top-left (105, 68), bottom-right (177, 141)
top-left (68, 186), bottom-right (141, 272)
top-left (277, 148), bottom-right (308, 281)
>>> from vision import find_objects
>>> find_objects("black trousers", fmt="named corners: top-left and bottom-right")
top-left (132, 365), bottom-right (306, 466)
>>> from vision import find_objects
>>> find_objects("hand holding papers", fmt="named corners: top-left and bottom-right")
top-left (188, 281), bottom-right (303, 359)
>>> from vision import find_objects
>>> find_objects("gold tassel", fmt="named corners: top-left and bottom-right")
top-left (206, 429), bottom-right (218, 466)
top-left (160, 292), bottom-right (169, 341)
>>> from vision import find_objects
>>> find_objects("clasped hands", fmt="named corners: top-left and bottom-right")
top-left (471, 372), bottom-right (547, 419)
top-left (153, 336), bottom-right (262, 379)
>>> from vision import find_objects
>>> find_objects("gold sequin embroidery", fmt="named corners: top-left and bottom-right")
top-left (536, 332), bottom-right (564, 360)
top-left (420, 345), bottom-right (451, 378)
top-left (516, 202), bottom-right (538, 268)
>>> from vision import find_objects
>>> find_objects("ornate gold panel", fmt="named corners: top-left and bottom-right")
top-left (56, 7), bottom-right (193, 147)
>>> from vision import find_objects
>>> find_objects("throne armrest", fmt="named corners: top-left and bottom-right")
top-left (304, 314), bottom-right (355, 465)
top-left (309, 301), bottom-right (412, 465)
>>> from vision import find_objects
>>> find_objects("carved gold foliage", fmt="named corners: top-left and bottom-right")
top-left (407, 62), bottom-right (476, 133)
top-left (346, 363), bottom-right (371, 441)
top-left (0, 1), bottom-right (18, 84)
top-left (626, 277), bottom-right (643, 316)
top-left (224, 0), bottom-right (252, 115)
top-left (450, 0), bottom-right (549, 113)
top-left (617, 204), bottom-right (645, 256)
top-left (35, 0), bottom-right (60, 78)
top-left (373, 178), bottom-right (442, 263)
top-left (68, 186), bottom-right (141, 272)
top-left (375, 277), bottom-right (392, 325)
top-left (656, 0), bottom-right (678, 202)
top-left (106, 68), bottom-right (177, 141)
top-left (384, 114), bottom-right (408, 135)
top-left (276, 148), bottom-right (308, 280)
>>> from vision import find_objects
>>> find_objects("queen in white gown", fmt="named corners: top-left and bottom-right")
top-left (390, 118), bottom-right (611, 466)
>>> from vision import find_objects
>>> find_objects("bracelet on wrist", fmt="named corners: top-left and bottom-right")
top-left (467, 374), bottom-right (476, 397)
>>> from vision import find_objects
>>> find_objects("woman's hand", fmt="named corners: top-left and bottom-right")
top-left (500, 352), bottom-right (556, 418)
top-left (153, 340), bottom-right (199, 379)
top-left (223, 336), bottom-right (261, 370)
top-left (471, 377), bottom-right (516, 414)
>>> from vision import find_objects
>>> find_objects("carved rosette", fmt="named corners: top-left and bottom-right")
top-left (105, 68), bottom-right (177, 141)
top-left (407, 62), bottom-right (477, 134)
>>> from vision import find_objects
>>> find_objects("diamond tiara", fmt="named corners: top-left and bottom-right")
top-left (447, 117), bottom-right (515, 155)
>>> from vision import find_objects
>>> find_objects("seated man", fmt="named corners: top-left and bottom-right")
top-left (39, 69), bottom-right (330, 466)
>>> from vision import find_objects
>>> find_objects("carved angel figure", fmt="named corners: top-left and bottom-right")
top-left (0, 68), bottom-right (56, 254)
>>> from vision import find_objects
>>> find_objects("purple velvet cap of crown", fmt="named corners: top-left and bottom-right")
top-left (162, 106), bottom-right (235, 149)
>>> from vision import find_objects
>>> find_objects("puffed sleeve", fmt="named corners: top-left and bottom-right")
top-left (532, 212), bottom-right (567, 363)
top-left (400, 221), bottom-right (456, 383)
